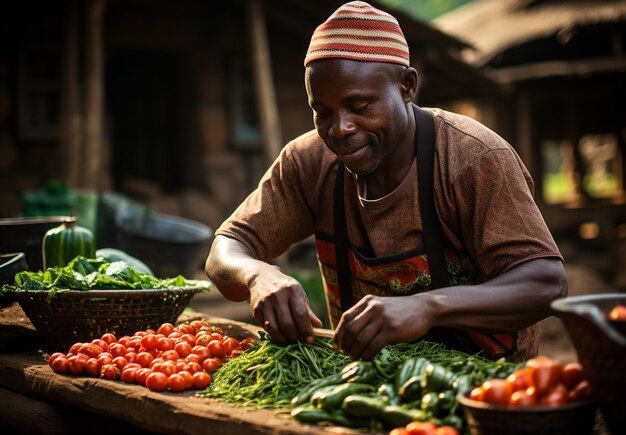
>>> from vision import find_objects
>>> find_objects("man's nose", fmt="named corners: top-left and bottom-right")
top-left (329, 111), bottom-right (356, 138)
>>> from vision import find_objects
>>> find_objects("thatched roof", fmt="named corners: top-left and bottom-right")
top-left (434, 0), bottom-right (626, 66)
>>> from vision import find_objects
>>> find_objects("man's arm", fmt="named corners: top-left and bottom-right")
top-left (205, 235), bottom-right (322, 343)
top-left (334, 257), bottom-right (567, 360)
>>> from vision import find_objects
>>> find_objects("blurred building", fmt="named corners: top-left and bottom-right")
top-left (0, 0), bottom-right (500, 233)
top-left (436, 0), bottom-right (626, 285)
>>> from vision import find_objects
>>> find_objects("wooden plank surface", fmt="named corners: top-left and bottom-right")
top-left (0, 304), bottom-right (355, 435)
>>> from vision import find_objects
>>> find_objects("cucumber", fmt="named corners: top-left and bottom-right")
top-left (95, 248), bottom-right (153, 276)
top-left (42, 217), bottom-right (96, 270)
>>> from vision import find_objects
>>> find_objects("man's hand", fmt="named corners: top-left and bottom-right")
top-left (333, 294), bottom-right (430, 360)
top-left (249, 265), bottom-right (323, 344)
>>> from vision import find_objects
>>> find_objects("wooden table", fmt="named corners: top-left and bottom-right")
top-left (0, 303), bottom-right (350, 435)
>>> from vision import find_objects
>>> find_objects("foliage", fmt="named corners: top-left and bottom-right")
top-left (0, 255), bottom-right (211, 298)
top-left (378, 0), bottom-right (472, 21)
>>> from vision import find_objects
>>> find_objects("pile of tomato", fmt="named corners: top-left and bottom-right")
top-left (469, 355), bottom-right (592, 407)
top-left (389, 420), bottom-right (459, 435)
top-left (47, 320), bottom-right (257, 393)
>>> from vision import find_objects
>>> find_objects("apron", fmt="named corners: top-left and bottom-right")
top-left (314, 106), bottom-right (516, 359)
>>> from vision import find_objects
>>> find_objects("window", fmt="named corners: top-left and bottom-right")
top-left (18, 45), bottom-right (60, 141)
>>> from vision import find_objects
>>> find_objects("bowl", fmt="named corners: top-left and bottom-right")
top-left (457, 390), bottom-right (597, 435)
top-left (551, 294), bottom-right (626, 435)
top-left (12, 287), bottom-right (202, 352)
top-left (114, 213), bottom-right (212, 278)
top-left (0, 252), bottom-right (29, 308)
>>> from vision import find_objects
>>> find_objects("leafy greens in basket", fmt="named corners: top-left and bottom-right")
top-left (1, 255), bottom-right (211, 297)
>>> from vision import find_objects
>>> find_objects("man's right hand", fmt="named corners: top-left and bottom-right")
top-left (249, 264), bottom-right (323, 344)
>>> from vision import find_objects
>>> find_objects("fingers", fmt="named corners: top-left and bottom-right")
top-left (334, 295), bottom-right (389, 360)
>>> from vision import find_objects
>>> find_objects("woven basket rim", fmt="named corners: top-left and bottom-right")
top-left (12, 286), bottom-right (203, 300)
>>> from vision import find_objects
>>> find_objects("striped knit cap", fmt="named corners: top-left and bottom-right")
top-left (304, 1), bottom-right (410, 67)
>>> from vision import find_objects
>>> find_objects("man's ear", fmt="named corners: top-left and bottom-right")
top-left (400, 67), bottom-right (418, 102)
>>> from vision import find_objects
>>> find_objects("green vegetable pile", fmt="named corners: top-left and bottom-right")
top-left (0, 255), bottom-right (211, 300)
top-left (200, 333), bottom-right (521, 433)
top-left (201, 332), bottom-right (351, 408)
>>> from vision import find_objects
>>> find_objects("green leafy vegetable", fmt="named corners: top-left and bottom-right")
top-left (1, 255), bottom-right (211, 299)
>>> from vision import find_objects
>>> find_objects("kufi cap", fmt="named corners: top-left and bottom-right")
top-left (304, 1), bottom-right (410, 67)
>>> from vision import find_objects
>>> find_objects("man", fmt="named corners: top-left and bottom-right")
top-left (205, 1), bottom-right (566, 363)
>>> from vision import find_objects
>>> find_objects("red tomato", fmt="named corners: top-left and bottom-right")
top-left (191, 345), bottom-right (211, 362)
top-left (97, 353), bottom-right (113, 369)
top-left (192, 371), bottom-right (212, 389)
top-left (240, 337), bottom-right (257, 351)
top-left (146, 371), bottom-right (168, 391)
top-left (481, 379), bottom-right (513, 405)
top-left (177, 334), bottom-right (195, 347)
top-left (609, 304), bottom-right (626, 320)
top-left (100, 363), bottom-right (120, 380)
top-left (109, 343), bottom-right (127, 358)
top-left (435, 427), bottom-right (460, 435)
top-left (69, 342), bottom-right (84, 355)
top-left (121, 367), bottom-right (139, 384)
top-left (68, 354), bottom-right (89, 375)
top-left (469, 386), bottom-right (485, 402)
top-left (508, 388), bottom-right (537, 407)
top-left (100, 333), bottom-right (117, 344)
top-left (48, 352), bottom-right (65, 366)
top-left (188, 361), bottom-right (203, 374)
top-left (111, 356), bottom-right (128, 371)
top-left (190, 320), bottom-right (210, 334)
top-left (195, 333), bottom-right (211, 347)
top-left (85, 358), bottom-right (100, 377)
top-left (177, 370), bottom-right (194, 389)
top-left (140, 334), bottom-right (158, 350)
top-left (406, 421), bottom-right (437, 435)
top-left (161, 350), bottom-right (179, 362)
top-left (505, 368), bottom-right (532, 392)
top-left (91, 339), bottom-right (109, 353)
top-left (167, 373), bottom-right (188, 392)
top-left (389, 429), bottom-right (409, 435)
top-left (185, 353), bottom-right (201, 365)
top-left (529, 358), bottom-right (562, 396)
top-left (127, 337), bottom-right (142, 350)
top-left (539, 389), bottom-right (568, 406)
top-left (157, 322), bottom-right (175, 336)
top-left (125, 351), bottom-right (138, 364)
top-left (177, 323), bottom-right (194, 335)
top-left (135, 368), bottom-right (152, 386)
top-left (168, 331), bottom-right (182, 340)
top-left (207, 340), bottom-right (225, 359)
top-left (222, 337), bottom-right (241, 356)
top-left (50, 356), bottom-right (70, 374)
top-left (176, 361), bottom-right (192, 373)
top-left (157, 337), bottom-right (174, 352)
top-left (202, 357), bottom-right (221, 373)
top-left (136, 351), bottom-right (154, 368)
top-left (117, 336), bottom-right (131, 347)
top-left (561, 361), bottom-right (585, 390)
top-left (568, 380), bottom-right (593, 402)
top-left (174, 341), bottom-right (192, 358)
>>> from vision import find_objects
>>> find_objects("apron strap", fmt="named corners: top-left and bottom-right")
top-left (414, 106), bottom-right (450, 289)
top-left (333, 163), bottom-right (354, 312)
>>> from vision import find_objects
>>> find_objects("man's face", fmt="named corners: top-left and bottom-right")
top-left (305, 59), bottom-right (411, 176)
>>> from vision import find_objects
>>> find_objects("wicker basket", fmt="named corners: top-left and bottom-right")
top-left (457, 390), bottom-right (597, 435)
top-left (13, 287), bottom-right (201, 352)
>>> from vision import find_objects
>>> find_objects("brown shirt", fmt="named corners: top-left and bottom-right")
top-left (216, 107), bottom-right (563, 360)
top-left (217, 107), bottom-right (561, 275)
